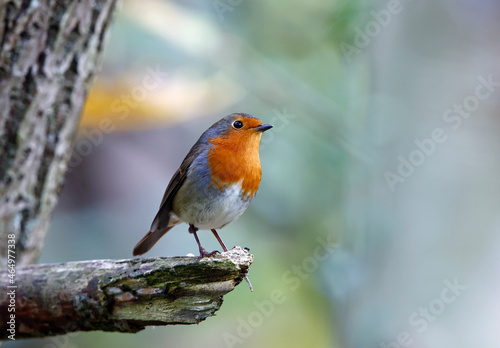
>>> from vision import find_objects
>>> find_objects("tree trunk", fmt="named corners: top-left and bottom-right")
top-left (0, 247), bottom-right (254, 339)
top-left (0, 0), bottom-right (118, 267)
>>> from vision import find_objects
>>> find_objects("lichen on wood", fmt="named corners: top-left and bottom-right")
top-left (0, 247), bottom-right (254, 339)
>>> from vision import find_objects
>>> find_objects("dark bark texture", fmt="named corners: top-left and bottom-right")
top-left (0, 0), bottom-right (118, 267)
top-left (0, 247), bottom-right (254, 339)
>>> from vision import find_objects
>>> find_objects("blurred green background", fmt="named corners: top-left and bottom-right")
top-left (6, 0), bottom-right (500, 347)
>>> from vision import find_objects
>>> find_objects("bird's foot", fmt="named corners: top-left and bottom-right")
top-left (197, 247), bottom-right (220, 259)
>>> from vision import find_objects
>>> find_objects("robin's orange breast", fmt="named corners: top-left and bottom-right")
top-left (206, 128), bottom-right (263, 198)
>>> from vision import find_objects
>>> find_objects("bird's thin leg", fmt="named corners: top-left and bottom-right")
top-left (189, 224), bottom-right (216, 259)
top-left (211, 229), bottom-right (228, 252)
top-left (209, 229), bottom-right (253, 291)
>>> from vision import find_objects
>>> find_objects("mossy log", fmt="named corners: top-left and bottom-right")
top-left (0, 247), bottom-right (253, 339)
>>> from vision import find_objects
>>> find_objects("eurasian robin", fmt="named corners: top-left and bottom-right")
top-left (133, 113), bottom-right (272, 260)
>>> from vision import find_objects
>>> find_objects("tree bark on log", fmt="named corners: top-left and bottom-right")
top-left (0, 0), bottom-right (118, 267)
top-left (0, 247), bottom-right (254, 339)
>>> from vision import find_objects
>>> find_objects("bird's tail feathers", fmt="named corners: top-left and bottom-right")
top-left (132, 226), bottom-right (173, 256)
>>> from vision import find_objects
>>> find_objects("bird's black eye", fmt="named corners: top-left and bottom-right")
top-left (232, 120), bottom-right (243, 129)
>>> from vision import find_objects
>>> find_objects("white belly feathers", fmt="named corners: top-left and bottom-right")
top-left (173, 180), bottom-right (253, 230)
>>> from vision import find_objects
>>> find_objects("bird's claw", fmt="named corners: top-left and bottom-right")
top-left (197, 247), bottom-right (220, 259)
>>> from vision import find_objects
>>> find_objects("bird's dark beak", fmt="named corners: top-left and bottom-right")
top-left (254, 124), bottom-right (273, 132)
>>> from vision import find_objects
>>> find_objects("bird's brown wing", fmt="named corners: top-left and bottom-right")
top-left (132, 141), bottom-right (206, 256)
